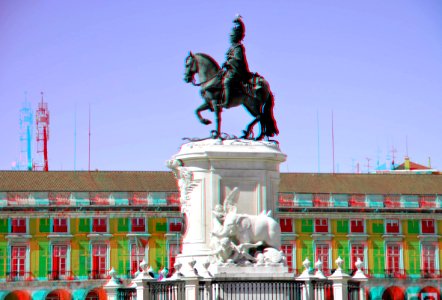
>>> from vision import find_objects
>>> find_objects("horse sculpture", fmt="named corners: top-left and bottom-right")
top-left (183, 52), bottom-right (278, 140)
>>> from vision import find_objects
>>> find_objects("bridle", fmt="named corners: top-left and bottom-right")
top-left (187, 55), bottom-right (224, 87)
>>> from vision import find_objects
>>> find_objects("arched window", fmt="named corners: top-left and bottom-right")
top-left (85, 291), bottom-right (99, 300)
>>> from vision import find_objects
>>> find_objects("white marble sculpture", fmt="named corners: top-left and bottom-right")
top-left (211, 188), bottom-right (284, 265)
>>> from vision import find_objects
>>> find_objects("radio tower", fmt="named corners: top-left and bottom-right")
top-left (17, 93), bottom-right (33, 170)
top-left (34, 92), bottom-right (50, 171)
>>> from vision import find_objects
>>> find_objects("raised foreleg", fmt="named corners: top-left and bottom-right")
top-left (195, 102), bottom-right (212, 125)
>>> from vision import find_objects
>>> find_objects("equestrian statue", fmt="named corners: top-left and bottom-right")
top-left (183, 16), bottom-right (279, 140)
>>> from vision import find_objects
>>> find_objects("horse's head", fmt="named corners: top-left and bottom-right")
top-left (184, 51), bottom-right (198, 83)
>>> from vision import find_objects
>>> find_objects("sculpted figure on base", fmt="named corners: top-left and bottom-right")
top-left (210, 188), bottom-right (285, 266)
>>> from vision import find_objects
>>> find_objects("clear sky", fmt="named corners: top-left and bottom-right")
top-left (1, 1), bottom-right (441, 173)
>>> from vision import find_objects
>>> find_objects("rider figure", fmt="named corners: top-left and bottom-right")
top-left (222, 15), bottom-right (250, 108)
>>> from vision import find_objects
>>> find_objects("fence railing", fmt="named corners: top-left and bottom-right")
top-left (47, 270), bottom-right (74, 280)
top-left (203, 280), bottom-right (303, 300)
top-left (116, 277), bottom-right (366, 300)
top-left (117, 288), bottom-right (136, 300)
top-left (147, 280), bottom-right (186, 300)
top-left (6, 271), bottom-right (34, 282)
top-left (312, 280), bottom-right (333, 300)
top-left (347, 281), bottom-right (360, 300)
top-left (88, 270), bottom-right (110, 280)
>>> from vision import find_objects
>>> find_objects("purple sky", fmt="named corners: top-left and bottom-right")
top-left (1, 1), bottom-right (441, 173)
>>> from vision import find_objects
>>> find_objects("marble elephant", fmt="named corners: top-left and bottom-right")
top-left (212, 209), bottom-right (281, 250)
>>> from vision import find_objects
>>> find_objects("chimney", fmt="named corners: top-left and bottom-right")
top-left (404, 156), bottom-right (410, 170)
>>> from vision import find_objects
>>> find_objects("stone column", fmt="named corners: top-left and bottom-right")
top-left (132, 260), bottom-right (155, 300)
top-left (352, 258), bottom-right (368, 300)
top-left (328, 257), bottom-right (351, 300)
top-left (103, 268), bottom-right (122, 300)
top-left (168, 139), bottom-right (286, 273)
top-left (296, 258), bottom-right (315, 300)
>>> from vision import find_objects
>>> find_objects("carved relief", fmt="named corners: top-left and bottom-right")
top-left (210, 187), bottom-right (285, 266)
top-left (167, 159), bottom-right (197, 214)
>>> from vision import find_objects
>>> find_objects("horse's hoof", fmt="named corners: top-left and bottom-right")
top-left (202, 119), bottom-right (212, 125)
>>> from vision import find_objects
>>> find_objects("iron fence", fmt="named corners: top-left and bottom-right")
top-left (117, 288), bottom-right (136, 300)
top-left (312, 280), bottom-right (333, 300)
top-left (201, 279), bottom-right (303, 300)
top-left (347, 281), bottom-right (360, 300)
top-left (148, 281), bottom-right (186, 300)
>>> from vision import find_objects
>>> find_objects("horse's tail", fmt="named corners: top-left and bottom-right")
top-left (262, 91), bottom-right (279, 138)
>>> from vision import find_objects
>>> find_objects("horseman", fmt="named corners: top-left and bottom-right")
top-left (222, 15), bottom-right (251, 108)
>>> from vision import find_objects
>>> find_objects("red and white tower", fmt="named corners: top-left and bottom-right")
top-left (34, 92), bottom-right (50, 171)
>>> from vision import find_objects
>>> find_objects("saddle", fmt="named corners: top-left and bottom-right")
top-left (242, 72), bottom-right (264, 99)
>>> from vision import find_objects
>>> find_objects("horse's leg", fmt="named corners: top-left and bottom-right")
top-left (212, 100), bottom-right (222, 138)
top-left (241, 96), bottom-right (262, 139)
top-left (195, 102), bottom-right (212, 125)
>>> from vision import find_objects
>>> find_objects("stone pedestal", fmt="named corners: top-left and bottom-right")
top-left (168, 139), bottom-right (286, 274)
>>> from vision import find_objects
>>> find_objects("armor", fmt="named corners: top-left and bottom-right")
top-left (222, 16), bottom-right (250, 107)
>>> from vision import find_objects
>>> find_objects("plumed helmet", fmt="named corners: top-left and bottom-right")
top-left (231, 15), bottom-right (245, 41)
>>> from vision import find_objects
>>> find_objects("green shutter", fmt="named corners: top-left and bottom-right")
top-left (407, 241), bottom-right (420, 275)
top-left (39, 218), bottom-right (50, 233)
top-left (155, 222), bottom-right (167, 232)
top-left (78, 218), bottom-right (90, 233)
top-left (336, 240), bottom-right (348, 264)
top-left (0, 242), bottom-right (6, 277)
top-left (301, 240), bottom-right (313, 263)
top-left (38, 242), bottom-right (49, 278)
top-left (336, 220), bottom-right (348, 233)
top-left (301, 219), bottom-right (313, 233)
top-left (407, 220), bottom-right (419, 234)
top-left (118, 218), bottom-right (129, 232)
top-left (0, 219), bottom-right (8, 233)
top-left (118, 240), bottom-right (129, 276)
top-left (372, 240), bottom-right (384, 275)
top-left (78, 241), bottom-right (90, 277)
top-left (372, 220), bottom-right (384, 234)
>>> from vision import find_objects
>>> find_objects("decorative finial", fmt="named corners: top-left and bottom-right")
top-left (303, 258), bottom-right (311, 271)
top-left (355, 257), bottom-right (363, 271)
top-left (140, 259), bottom-right (148, 272)
top-left (315, 259), bottom-right (323, 271)
top-left (109, 267), bottom-right (117, 279)
top-left (335, 256), bottom-right (344, 270)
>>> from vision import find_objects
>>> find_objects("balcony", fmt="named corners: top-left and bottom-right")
top-left (47, 270), bottom-right (74, 280)
top-left (421, 269), bottom-right (441, 279)
top-left (88, 270), bottom-right (110, 280)
top-left (384, 269), bottom-right (406, 278)
top-left (6, 271), bottom-right (34, 282)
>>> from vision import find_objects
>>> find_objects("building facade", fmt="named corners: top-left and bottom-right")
top-left (0, 171), bottom-right (183, 300)
top-left (0, 171), bottom-right (441, 299)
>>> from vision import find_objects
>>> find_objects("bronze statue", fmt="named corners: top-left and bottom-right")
top-left (183, 16), bottom-right (278, 140)
top-left (222, 16), bottom-right (251, 108)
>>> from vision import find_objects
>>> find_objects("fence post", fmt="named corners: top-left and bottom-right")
top-left (183, 276), bottom-right (200, 300)
top-left (103, 267), bottom-right (122, 300)
top-left (297, 258), bottom-right (315, 300)
top-left (328, 257), bottom-right (351, 300)
top-left (132, 260), bottom-right (155, 300)
top-left (352, 258), bottom-right (368, 300)
top-left (182, 258), bottom-right (202, 300)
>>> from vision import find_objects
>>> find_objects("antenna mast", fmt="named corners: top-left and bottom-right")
top-left (34, 92), bottom-right (50, 171)
top-left (88, 104), bottom-right (91, 172)
top-left (18, 92), bottom-right (33, 170)
top-left (317, 110), bottom-right (320, 173)
top-left (331, 110), bottom-right (335, 173)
